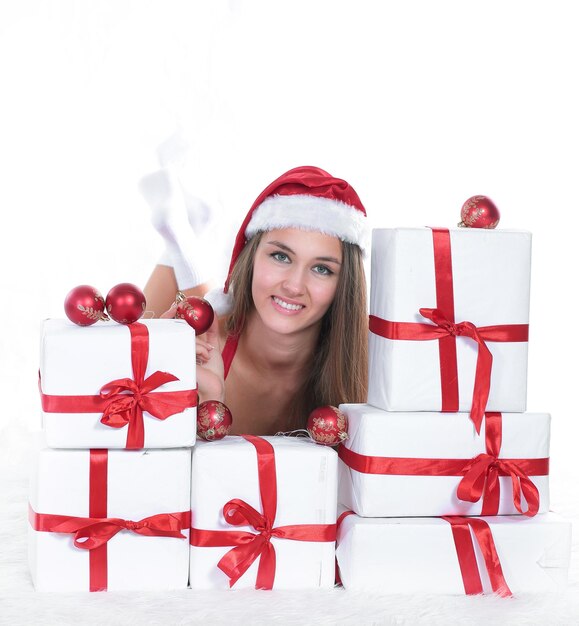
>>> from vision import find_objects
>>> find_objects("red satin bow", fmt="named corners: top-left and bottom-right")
top-left (457, 454), bottom-right (540, 517)
top-left (190, 436), bottom-right (337, 589)
top-left (40, 322), bottom-right (198, 448)
top-left (443, 516), bottom-right (512, 597)
top-left (456, 411), bottom-right (541, 517)
top-left (99, 370), bottom-right (182, 441)
top-left (419, 307), bottom-right (492, 431)
top-left (29, 506), bottom-right (190, 550)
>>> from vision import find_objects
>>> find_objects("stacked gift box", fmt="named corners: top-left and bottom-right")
top-left (31, 319), bottom-right (197, 591)
top-left (335, 227), bottom-right (572, 595)
top-left (30, 318), bottom-right (339, 591)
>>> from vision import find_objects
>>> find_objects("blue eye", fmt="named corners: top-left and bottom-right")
top-left (271, 251), bottom-right (290, 263)
top-left (313, 264), bottom-right (333, 276)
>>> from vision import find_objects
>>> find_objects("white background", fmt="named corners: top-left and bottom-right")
top-left (0, 0), bottom-right (577, 514)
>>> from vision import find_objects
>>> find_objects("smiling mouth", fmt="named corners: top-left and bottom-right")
top-left (272, 296), bottom-right (304, 311)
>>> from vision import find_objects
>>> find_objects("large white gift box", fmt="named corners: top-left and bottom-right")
top-left (28, 447), bottom-right (191, 591)
top-left (368, 228), bottom-right (531, 425)
top-left (336, 512), bottom-right (571, 594)
top-left (39, 319), bottom-right (197, 448)
top-left (338, 404), bottom-right (550, 517)
top-left (189, 436), bottom-right (338, 589)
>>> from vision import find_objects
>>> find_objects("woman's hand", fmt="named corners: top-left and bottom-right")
top-left (197, 317), bottom-right (225, 402)
top-left (161, 303), bottom-right (225, 402)
top-left (195, 316), bottom-right (225, 403)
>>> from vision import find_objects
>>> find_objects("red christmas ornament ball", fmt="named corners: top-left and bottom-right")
top-left (459, 195), bottom-right (500, 229)
top-left (175, 293), bottom-right (215, 335)
top-left (105, 283), bottom-right (146, 324)
top-left (197, 400), bottom-right (233, 441)
top-left (307, 405), bottom-right (349, 446)
top-left (64, 285), bottom-right (107, 326)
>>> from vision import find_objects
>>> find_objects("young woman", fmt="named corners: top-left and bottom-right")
top-left (145, 165), bottom-right (369, 435)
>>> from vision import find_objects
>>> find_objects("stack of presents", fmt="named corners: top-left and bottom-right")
top-left (30, 226), bottom-right (571, 594)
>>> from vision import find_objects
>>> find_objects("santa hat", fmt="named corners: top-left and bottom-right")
top-left (206, 165), bottom-right (368, 315)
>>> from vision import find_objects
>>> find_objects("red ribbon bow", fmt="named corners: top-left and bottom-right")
top-left (368, 228), bottom-right (529, 433)
top-left (457, 453), bottom-right (541, 516)
top-left (190, 435), bottom-right (337, 589)
top-left (456, 411), bottom-right (541, 517)
top-left (443, 516), bottom-right (512, 597)
top-left (29, 507), bottom-right (190, 550)
top-left (418, 307), bottom-right (492, 430)
top-left (40, 322), bottom-right (198, 448)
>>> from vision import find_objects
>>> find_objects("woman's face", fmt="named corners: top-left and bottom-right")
top-left (251, 228), bottom-right (342, 336)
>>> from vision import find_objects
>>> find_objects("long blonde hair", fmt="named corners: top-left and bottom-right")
top-left (227, 231), bottom-right (368, 429)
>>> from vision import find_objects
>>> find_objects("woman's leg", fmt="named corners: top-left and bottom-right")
top-left (143, 264), bottom-right (211, 318)
top-left (139, 160), bottom-right (218, 317)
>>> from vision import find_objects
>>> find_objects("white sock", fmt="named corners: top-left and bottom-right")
top-left (139, 168), bottom-right (212, 290)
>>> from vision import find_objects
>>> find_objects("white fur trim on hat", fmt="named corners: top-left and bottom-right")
top-left (245, 194), bottom-right (368, 252)
top-left (204, 287), bottom-right (234, 317)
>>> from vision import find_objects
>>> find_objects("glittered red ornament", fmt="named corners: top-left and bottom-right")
top-left (64, 284), bottom-right (108, 326)
top-left (175, 292), bottom-right (215, 335)
top-left (307, 405), bottom-right (348, 446)
top-left (105, 283), bottom-right (146, 324)
top-left (459, 195), bottom-right (500, 229)
top-left (197, 400), bottom-right (233, 441)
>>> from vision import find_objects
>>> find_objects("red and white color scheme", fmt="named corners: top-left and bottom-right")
top-left (189, 436), bottom-right (338, 589)
top-left (206, 165), bottom-right (368, 315)
top-left (336, 511), bottom-right (571, 594)
top-left (368, 227), bottom-right (531, 431)
top-left (28, 448), bottom-right (191, 592)
top-left (39, 319), bottom-right (198, 449)
top-left (337, 405), bottom-right (550, 517)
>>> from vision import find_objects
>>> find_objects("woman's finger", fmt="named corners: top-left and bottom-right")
top-left (160, 302), bottom-right (178, 319)
top-left (196, 345), bottom-right (212, 363)
top-left (196, 339), bottom-right (215, 352)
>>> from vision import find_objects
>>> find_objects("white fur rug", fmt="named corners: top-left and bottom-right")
top-left (1, 426), bottom-right (578, 626)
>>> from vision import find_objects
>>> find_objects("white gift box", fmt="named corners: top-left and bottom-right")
top-left (336, 512), bottom-right (571, 594)
top-left (338, 404), bottom-right (550, 517)
top-left (39, 319), bottom-right (197, 448)
top-left (189, 436), bottom-right (337, 589)
top-left (28, 447), bottom-right (192, 591)
top-left (368, 228), bottom-right (531, 415)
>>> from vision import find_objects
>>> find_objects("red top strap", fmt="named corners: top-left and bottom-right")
top-left (222, 334), bottom-right (239, 380)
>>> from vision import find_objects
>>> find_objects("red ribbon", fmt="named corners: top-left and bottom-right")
top-left (338, 412), bottom-right (547, 516)
top-left (443, 516), bottom-right (512, 597)
top-left (29, 450), bottom-right (190, 591)
top-left (40, 322), bottom-right (198, 449)
top-left (334, 510), bottom-right (355, 586)
top-left (29, 507), bottom-right (191, 550)
top-left (369, 228), bottom-right (529, 433)
top-left (189, 435), bottom-right (337, 589)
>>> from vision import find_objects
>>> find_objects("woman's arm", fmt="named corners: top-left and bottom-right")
top-left (161, 304), bottom-right (225, 403)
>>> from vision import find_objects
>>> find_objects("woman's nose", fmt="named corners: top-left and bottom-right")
top-left (281, 266), bottom-right (306, 296)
